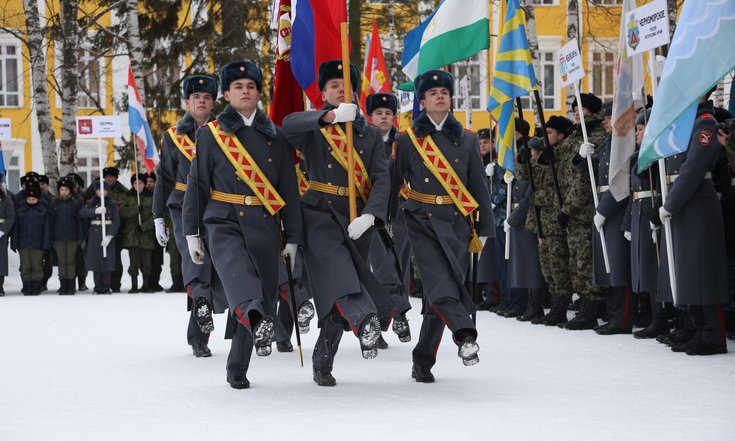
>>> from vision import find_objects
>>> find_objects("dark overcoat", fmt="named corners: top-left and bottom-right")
top-left (79, 196), bottom-right (120, 272)
top-left (506, 177), bottom-right (544, 289)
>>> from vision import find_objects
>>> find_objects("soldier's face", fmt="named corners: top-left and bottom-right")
top-left (224, 79), bottom-right (260, 115)
top-left (603, 115), bottom-right (612, 133)
top-left (635, 124), bottom-right (646, 145)
top-left (133, 180), bottom-right (145, 193)
top-left (104, 175), bottom-right (118, 186)
top-left (479, 138), bottom-right (493, 156)
top-left (186, 93), bottom-right (215, 120)
top-left (370, 108), bottom-right (395, 134)
top-left (321, 79), bottom-right (345, 107)
top-left (26, 196), bottom-right (38, 205)
top-left (420, 87), bottom-right (450, 114)
top-left (146, 178), bottom-right (155, 191)
top-left (546, 128), bottom-right (564, 146)
top-left (573, 106), bottom-right (590, 124)
top-left (39, 182), bottom-right (48, 192)
top-left (59, 187), bottom-right (71, 198)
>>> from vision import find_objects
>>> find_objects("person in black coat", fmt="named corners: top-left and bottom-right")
top-left (50, 177), bottom-right (85, 295)
top-left (11, 184), bottom-right (52, 295)
top-left (80, 182), bottom-right (121, 294)
top-left (0, 173), bottom-right (15, 296)
top-left (67, 173), bottom-right (89, 291)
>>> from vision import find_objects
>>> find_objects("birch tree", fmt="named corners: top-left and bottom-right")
top-left (58, 0), bottom-right (80, 177)
top-left (125, 0), bottom-right (146, 102)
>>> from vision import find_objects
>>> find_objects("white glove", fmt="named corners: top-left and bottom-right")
top-left (186, 235), bottom-right (205, 265)
top-left (94, 206), bottom-right (106, 215)
top-left (0, 231), bottom-right (4, 240)
top-left (332, 103), bottom-right (358, 123)
top-left (491, 203), bottom-right (496, 210)
top-left (101, 235), bottom-right (113, 248)
top-left (503, 173), bottom-right (513, 185)
top-left (154, 218), bottom-right (169, 247)
top-left (658, 206), bottom-right (672, 222)
top-left (624, 231), bottom-right (631, 241)
top-left (347, 213), bottom-right (375, 240)
top-left (485, 163), bottom-right (495, 177)
top-left (578, 142), bottom-right (595, 159)
top-left (503, 220), bottom-right (511, 233)
top-left (648, 221), bottom-right (661, 232)
top-left (282, 243), bottom-right (298, 272)
top-left (593, 212), bottom-right (606, 232)
top-left (651, 229), bottom-right (658, 245)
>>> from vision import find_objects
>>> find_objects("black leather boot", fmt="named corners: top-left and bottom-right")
top-left (518, 289), bottom-right (545, 322)
top-left (128, 277), bottom-right (140, 294)
top-left (540, 295), bottom-right (569, 326)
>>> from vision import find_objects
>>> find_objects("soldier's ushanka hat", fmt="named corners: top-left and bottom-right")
top-left (546, 115), bottom-right (574, 135)
top-left (415, 69), bottom-right (453, 100)
top-left (366, 93), bottom-right (398, 115)
top-left (181, 75), bottom-right (218, 99)
top-left (571, 93), bottom-right (602, 114)
top-left (318, 59), bottom-right (360, 92)
top-left (220, 61), bottom-right (263, 93)
top-left (102, 167), bottom-right (119, 178)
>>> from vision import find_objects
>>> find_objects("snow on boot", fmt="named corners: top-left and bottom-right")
top-left (313, 368), bottom-right (336, 387)
top-left (297, 301), bottom-right (315, 334)
top-left (358, 314), bottom-right (381, 359)
top-left (392, 314), bottom-right (411, 342)
top-left (194, 296), bottom-right (215, 333)
top-left (457, 336), bottom-right (480, 366)
top-left (254, 317), bottom-right (275, 357)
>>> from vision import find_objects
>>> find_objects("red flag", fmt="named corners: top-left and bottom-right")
top-left (359, 20), bottom-right (392, 118)
top-left (270, 0), bottom-right (305, 125)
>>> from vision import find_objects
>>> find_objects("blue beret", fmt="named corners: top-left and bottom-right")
top-left (220, 61), bottom-right (263, 93)
top-left (415, 69), bottom-right (453, 100)
top-left (318, 59), bottom-right (359, 92)
top-left (365, 93), bottom-right (397, 115)
top-left (181, 75), bottom-right (218, 99)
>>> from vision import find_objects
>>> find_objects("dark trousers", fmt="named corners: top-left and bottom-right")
top-left (690, 304), bottom-right (727, 346)
top-left (111, 237), bottom-right (123, 290)
top-left (75, 245), bottom-right (87, 284)
top-left (151, 245), bottom-right (164, 286)
top-left (19, 248), bottom-right (44, 281)
top-left (412, 297), bottom-right (476, 369)
top-left (493, 225), bottom-right (509, 305)
top-left (93, 271), bottom-right (112, 292)
top-left (187, 309), bottom-right (210, 346)
top-left (312, 307), bottom-right (345, 373)
top-left (226, 318), bottom-right (254, 377)
top-left (42, 249), bottom-right (53, 285)
top-left (606, 286), bottom-right (635, 330)
top-left (275, 288), bottom-right (295, 343)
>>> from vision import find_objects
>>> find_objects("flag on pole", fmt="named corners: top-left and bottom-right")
top-left (486, 0), bottom-right (537, 178)
top-left (127, 67), bottom-right (158, 173)
top-left (638, 0), bottom-right (735, 172)
top-left (291, 0), bottom-right (347, 108)
top-left (359, 20), bottom-right (392, 117)
top-left (0, 141), bottom-right (6, 182)
top-left (270, 0), bottom-right (305, 126)
top-left (401, 0), bottom-right (489, 80)
top-left (608, 0), bottom-right (644, 201)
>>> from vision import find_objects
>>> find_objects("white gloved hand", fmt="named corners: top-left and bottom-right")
top-left (479, 236), bottom-right (488, 248)
top-left (332, 103), bottom-right (358, 123)
top-left (347, 213), bottom-right (375, 240)
top-left (648, 221), bottom-right (661, 232)
top-left (578, 142), bottom-right (595, 159)
top-left (485, 163), bottom-right (495, 177)
top-left (100, 235), bottom-right (113, 248)
top-left (658, 206), bottom-right (672, 222)
top-left (624, 231), bottom-right (632, 241)
top-left (651, 229), bottom-right (658, 245)
top-left (593, 212), bottom-right (606, 232)
top-left (503, 173), bottom-right (513, 185)
top-left (94, 206), bottom-right (106, 215)
top-left (154, 218), bottom-right (169, 247)
top-left (491, 203), bottom-right (496, 210)
top-left (186, 235), bottom-right (205, 265)
top-left (282, 243), bottom-right (298, 272)
top-left (503, 220), bottom-right (511, 233)
top-left (0, 231), bottom-right (4, 240)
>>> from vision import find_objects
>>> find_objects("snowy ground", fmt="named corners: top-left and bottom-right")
top-left (2, 251), bottom-right (734, 441)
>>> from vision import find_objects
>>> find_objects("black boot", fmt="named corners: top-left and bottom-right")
top-left (411, 364), bottom-right (435, 383)
top-left (358, 314), bottom-right (381, 359)
top-left (34, 281), bottom-right (45, 295)
top-left (276, 340), bottom-right (294, 352)
top-left (634, 292), bottom-right (652, 328)
top-left (140, 276), bottom-right (154, 294)
top-left (58, 279), bottom-right (69, 295)
top-left (634, 299), bottom-right (671, 339)
top-left (21, 280), bottom-right (29, 295)
top-left (226, 373), bottom-right (250, 389)
top-left (540, 295), bottom-right (569, 326)
top-left (0, 276), bottom-right (4, 296)
top-left (166, 274), bottom-right (186, 293)
top-left (659, 310), bottom-right (694, 346)
top-left (563, 298), bottom-right (602, 331)
top-left (194, 296), bottom-right (215, 333)
top-left (312, 312), bottom-right (344, 386)
top-left (313, 368), bottom-right (337, 387)
top-left (29, 281), bottom-right (41, 296)
top-left (128, 277), bottom-right (140, 294)
top-left (518, 289), bottom-right (545, 322)
top-left (77, 276), bottom-right (88, 292)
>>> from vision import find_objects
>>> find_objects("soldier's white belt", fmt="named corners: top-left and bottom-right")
top-left (308, 181), bottom-right (350, 197)
top-left (175, 182), bottom-right (187, 192)
top-left (407, 189), bottom-right (455, 205)
top-left (90, 220), bottom-right (112, 225)
top-left (666, 172), bottom-right (711, 184)
top-left (633, 190), bottom-right (658, 200)
top-left (210, 189), bottom-right (263, 206)
top-left (596, 185), bottom-right (609, 193)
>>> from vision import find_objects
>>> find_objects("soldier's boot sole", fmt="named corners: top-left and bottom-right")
top-left (194, 296), bottom-right (215, 333)
top-left (359, 314), bottom-right (381, 359)
top-left (254, 317), bottom-right (275, 357)
top-left (392, 314), bottom-right (411, 342)
top-left (297, 301), bottom-right (315, 335)
top-left (458, 338), bottom-right (480, 366)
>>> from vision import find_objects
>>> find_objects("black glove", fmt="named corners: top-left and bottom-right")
top-left (557, 211), bottom-right (569, 228)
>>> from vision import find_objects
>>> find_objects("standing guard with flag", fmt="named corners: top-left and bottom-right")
top-left (182, 61), bottom-right (304, 389)
top-left (152, 75), bottom-right (225, 358)
top-left (393, 70), bottom-right (494, 383)
top-left (282, 60), bottom-right (401, 387)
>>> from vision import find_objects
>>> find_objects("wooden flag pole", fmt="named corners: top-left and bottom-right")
top-left (340, 22), bottom-right (357, 222)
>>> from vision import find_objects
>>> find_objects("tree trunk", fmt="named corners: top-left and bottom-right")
top-left (348, 0), bottom-right (363, 68)
top-left (59, 0), bottom-right (80, 178)
top-left (125, 0), bottom-right (146, 103)
top-left (22, 0), bottom-right (59, 181)
top-left (566, 0), bottom-right (580, 113)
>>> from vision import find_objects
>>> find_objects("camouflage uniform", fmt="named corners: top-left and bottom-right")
top-left (119, 188), bottom-right (156, 289)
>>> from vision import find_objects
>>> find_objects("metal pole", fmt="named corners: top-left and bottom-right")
top-left (133, 133), bottom-right (142, 226)
top-left (98, 137), bottom-right (107, 258)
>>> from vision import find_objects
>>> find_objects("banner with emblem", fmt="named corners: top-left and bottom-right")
top-left (624, 0), bottom-right (669, 57)
top-left (359, 19), bottom-right (391, 116)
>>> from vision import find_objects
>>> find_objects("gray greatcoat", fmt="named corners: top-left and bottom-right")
top-left (392, 112), bottom-right (495, 313)
top-left (152, 112), bottom-right (226, 313)
top-left (0, 193), bottom-right (15, 276)
top-left (79, 196), bottom-right (120, 272)
top-left (657, 101), bottom-right (729, 305)
top-left (282, 106), bottom-right (400, 322)
top-left (592, 135), bottom-right (632, 287)
top-left (506, 177), bottom-right (544, 289)
top-left (183, 106), bottom-right (303, 323)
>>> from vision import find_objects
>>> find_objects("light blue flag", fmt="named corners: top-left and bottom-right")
top-left (638, 0), bottom-right (735, 172)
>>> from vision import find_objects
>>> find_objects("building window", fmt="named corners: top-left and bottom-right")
top-left (77, 48), bottom-right (105, 109)
top-left (77, 156), bottom-right (101, 189)
top-left (530, 0), bottom-right (559, 5)
top-left (0, 42), bottom-right (22, 108)
top-left (590, 50), bottom-right (615, 102)
top-left (452, 52), bottom-right (486, 110)
top-left (519, 52), bottom-right (558, 111)
top-left (594, 0), bottom-right (622, 5)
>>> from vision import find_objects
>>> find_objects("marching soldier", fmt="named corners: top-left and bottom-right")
top-left (50, 177), bottom-right (85, 295)
top-left (153, 74), bottom-right (223, 357)
top-left (121, 173), bottom-right (155, 293)
top-left (80, 182), bottom-right (120, 294)
top-left (282, 59), bottom-right (401, 387)
top-left (365, 91), bottom-right (413, 348)
top-left (392, 70), bottom-right (494, 382)
top-left (0, 173), bottom-right (14, 296)
top-left (658, 89), bottom-right (729, 355)
top-left (184, 60), bottom-right (303, 388)
top-left (558, 93), bottom-right (607, 330)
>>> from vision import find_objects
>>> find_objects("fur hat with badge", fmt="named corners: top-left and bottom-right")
top-left (102, 167), bottom-right (119, 178)
top-left (365, 93), bottom-right (397, 115)
top-left (571, 93), bottom-right (603, 114)
top-left (318, 59), bottom-right (360, 92)
top-left (130, 173), bottom-right (148, 186)
top-left (414, 69), bottom-right (453, 100)
top-left (25, 184), bottom-right (41, 199)
top-left (181, 75), bottom-right (218, 100)
top-left (57, 177), bottom-right (74, 192)
top-left (219, 60), bottom-right (263, 93)
top-left (546, 115), bottom-right (574, 135)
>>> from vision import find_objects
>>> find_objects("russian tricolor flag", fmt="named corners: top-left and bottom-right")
top-left (291, 0), bottom-right (347, 109)
top-left (128, 67), bottom-right (159, 173)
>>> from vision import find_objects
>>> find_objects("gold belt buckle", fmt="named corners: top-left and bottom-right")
top-left (244, 195), bottom-right (253, 205)
top-left (337, 186), bottom-right (346, 196)
top-left (435, 195), bottom-right (444, 204)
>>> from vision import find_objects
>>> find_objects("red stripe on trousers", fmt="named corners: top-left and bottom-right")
top-left (431, 303), bottom-right (452, 328)
top-left (335, 302), bottom-right (359, 334)
top-left (235, 306), bottom-right (251, 328)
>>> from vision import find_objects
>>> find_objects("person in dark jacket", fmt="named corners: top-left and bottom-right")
top-left (80, 182), bottom-right (121, 294)
top-left (67, 173), bottom-right (89, 291)
top-left (12, 184), bottom-right (51, 295)
top-left (50, 177), bottom-right (85, 295)
top-left (145, 172), bottom-right (164, 292)
top-left (120, 173), bottom-right (155, 293)
top-left (0, 173), bottom-right (15, 296)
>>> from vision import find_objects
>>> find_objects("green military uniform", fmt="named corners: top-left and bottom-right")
top-left (119, 174), bottom-right (156, 293)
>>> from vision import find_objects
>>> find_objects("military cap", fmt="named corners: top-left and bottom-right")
top-left (415, 69), bottom-right (453, 99)
top-left (220, 60), bottom-right (263, 93)
top-left (25, 184), bottom-right (41, 199)
top-left (571, 93), bottom-right (603, 114)
top-left (181, 75), bottom-right (218, 99)
top-left (147, 171), bottom-right (157, 182)
top-left (102, 167), bottom-right (119, 178)
top-left (713, 107), bottom-right (734, 123)
top-left (477, 128), bottom-right (491, 140)
top-left (528, 137), bottom-right (545, 151)
top-left (318, 59), bottom-right (360, 92)
top-left (601, 101), bottom-right (613, 118)
top-left (57, 177), bottom-right (74, 192)
top-left (365, 92), bottom-right (398, 115)
top-left (515, 117), bottom-right (531, 138)
top-left (39, 174), bottom-right (49, 185)
top-left (130, 173), bottom-right (148, 186)
top-left (24, 171), bottom-right (40, 180)
top-left (546, 115), bottom-right (574, 135)
top-left (635, 108), bottom-right (652, 126)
